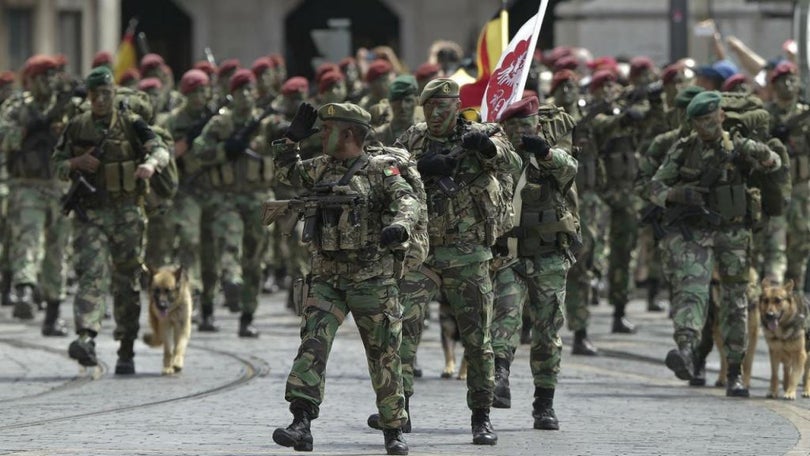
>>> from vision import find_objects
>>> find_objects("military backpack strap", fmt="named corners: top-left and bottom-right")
top-left (336, 154), bottom-right (369, 186)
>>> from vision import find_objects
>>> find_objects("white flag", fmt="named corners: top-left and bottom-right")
top-left (480, 0), bottom-right (549, 122)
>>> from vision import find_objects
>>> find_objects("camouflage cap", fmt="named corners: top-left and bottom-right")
top-left (86, 66), bottom-right (114, 90)
top-left (318, 102), bottom-right (372, 127)
top-left (686, 90), bottom-right (722, 118)
top-left (673, 85), bottom-right (704, 109)
top-left (389, 75), bottom-right (418, 101)
top-left (419, 78), bottom-right (459, 105)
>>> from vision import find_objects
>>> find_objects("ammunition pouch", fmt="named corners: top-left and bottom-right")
top-left (707, 184), bottom-right (747, 223)
top-left (511, 211), bottom-right (577, 257)
top-left (601, 136), bottom-right (637, 181)
top-left (102, 160), bottom-right (138, 195)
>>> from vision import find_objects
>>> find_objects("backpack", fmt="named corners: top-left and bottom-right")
top-left (367, 143), bottom-right (429, 274)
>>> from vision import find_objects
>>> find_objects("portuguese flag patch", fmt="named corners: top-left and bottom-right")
top-left (383, 166), bottom-right (400, 176)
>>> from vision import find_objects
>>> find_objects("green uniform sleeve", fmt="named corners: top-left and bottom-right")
top-left (483, 130), bottom-right (523, 175)
top-left (51, 120), bottom-right (75, 181)
top-left (380, 161), bottom-right (420, 240)
top-left (648, 146), bottom-right (684, 207)
top-left (192, 114), bottom-right (229, 166)
top-left (534, 147), bottom-right (578, 189)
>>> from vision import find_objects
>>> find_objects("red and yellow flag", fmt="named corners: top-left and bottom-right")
top-left (114, 18), bottom-right (138, 83)
top-left (475, 5), bottom-right (509, 81)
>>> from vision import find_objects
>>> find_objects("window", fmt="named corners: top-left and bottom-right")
top-left (58, 11), bottom-right (82, 76)
top-left (6, 8), bottom-right (33, 72)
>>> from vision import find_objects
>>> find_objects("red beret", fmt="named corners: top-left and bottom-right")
top-left (281, 76), bottom-right (309, 95)
top-left (589, 70), bottom-right (617, 93)
top-left (218, 59), bottom-right (241, 79)
top-left (23, 55), bottom-right (58, 78)
top-left (661, 64), bottom-right (683, 84)
top-left (268, 53), bottom-right (286, 68)
top-left (587, 56), bottom-right (618, 74)
top-left (0, 71), bottom-right (15, 85)
top-left (553, 56), bottom-right (578, 72)
top-left (180, 69), bottom-right (210, 94)
top-left (338, 57), bottom-right (356, 70)
top-left (119, 68), bottom-right (141, 86)
top-left (140, 53), bottom-right (165, 74)
top-left (318, 70), bottom-right (345, 93)
top-left (53, 54), bottom-right (68, 69)
top-left (629, 56), bottom-right (655, 79)
top-left (770, 61), bottom-right (798, 83)
top-left (138, 77), bottom-right (163, 92)
top-left (414, 62), bottom-right (441, 82)
top-left (543, 46), bottom-right (572, 67)
top-left (229, 68), bottom-right (255, 93)
top-left (499, 96), bottom-right (540, 122)
top-left (721, 73), bottom-right (748, 92)
top-left (251, 57), bottom-right (274, 77)
top-left (92, 51), bottom-right (113, 68)
top-left (315, 63), bottom-right (340, 83)
top-left (193, 60), bottom-right (217, 77)
top-left (550, 69), bottom-right (578, 94)
top-left (365, 59), bottom-right (393, 83)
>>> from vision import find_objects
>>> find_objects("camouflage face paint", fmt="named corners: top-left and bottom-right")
top-left (320, 81), bottom-right (347, 105)
top-left (89, 85), bottom-right (114, 117)
top-left (773, 75), bottom-right (799, 101)
top-left (231, 83), bottom-right (256, 115)
top-left (423, 98), bottom-right (459, 137)
top-left (503, 116), bottom-right (539, 146)
top-left (185, 87), bottom-right (209, 112)
top-left (692, 110), bottom-right (723, 142)
top-left (320, 120), bottom-right (342, 156)
top-left (554, 81), bottom-right (577, 105)
top-left (391, 95), bottom-right (416, 121)
top-left (30, 72), bottom-right (54, 99)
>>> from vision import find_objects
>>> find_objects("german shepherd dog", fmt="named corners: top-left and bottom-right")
top-left (439, 298), bottom-right (467, 380)
top-left (143, 266), bottom-right (192, 375)
top-left (758, 279), bottom-right (809, 399)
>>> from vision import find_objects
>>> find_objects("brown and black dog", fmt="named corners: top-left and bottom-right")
top-left (143, 266), bottom-right (192, 375)
top-left (439, 299), bottom-right (467, 380)
top-left (758, 279), bottom-right (808, 399)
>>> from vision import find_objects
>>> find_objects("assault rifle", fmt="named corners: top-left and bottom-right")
top-left (60, 129), bottom-right (112, 222)
top-left (771, 107), bottom-right (810, 143)
top-left (225, 107), bottom-right (277, 161)
top-left (184, 95), bottom-right (231, 147)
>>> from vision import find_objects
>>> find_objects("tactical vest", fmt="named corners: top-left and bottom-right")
top-left (512, 164), bottom-right (577, 257)
top-left (601, 133), bottom-right (637, 182)
top-left (207, 112), bottom-right (273, 193)
top-left (675, 134), bottom-right (758, 226)
top-left (10, 97), bottom-right (61, 180)
top-left (69, 111), bottom-right (143, 203)
top-left (784, 105), bottom-right (810, 187)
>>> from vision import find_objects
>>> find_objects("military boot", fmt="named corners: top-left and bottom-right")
top-left (115, 338), bottom-right (136, 375)
top-left (383, 428), bottom-right (409, 455)
top-left (492, 357), bottom-right (511, 408)
top-left (367, 395), bottom-right (411, 433)
top-left (533, 387), bottom-right (560, 430)
top-left (272, 409), bottom-right (313, 451)
top-left (68, 330), bottom-right (98, 367)
top-left (611, 312), bottom-right (636, 334)
top-left (12, 284), bottom-right (36, 320)
top-left (665, 341), bottom-right (694, 381)
top-left (572, 329), bottom-right (598, 356)
top-left (222, 281), bottom-right (241, 313)
top-left (470, 408), bottom-right (497, 445)
top-left (0, 269), bottom-right (11, 307)
top-left (238, 312), bottom-right (259, 338)
top-left (41, 300), bottom-right (68, 337)
top-left (198, 299), bottom-right (219, 332)
top-left (726, 363), bottom-right (750, 397)
top-left (646, 279), bottom-right (666, 312)
top-left (689, 356), bottom-right (707, 387)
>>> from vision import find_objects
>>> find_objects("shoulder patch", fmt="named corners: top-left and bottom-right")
top-left (383, 166), bottom-right (400, 177)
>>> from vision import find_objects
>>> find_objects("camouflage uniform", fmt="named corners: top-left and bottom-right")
top-left (395, 78), bottom-right (521, 445)
top-left (650, 91), bottom-right (781, 396)
top-left (1, 56), bottom-right (72, 333)
top-left (272, 102), bottom-right (418, 454)
top-left (53, 66), bottom-right (170, 371)
top-left (192, 69), bottom-right (273, 337)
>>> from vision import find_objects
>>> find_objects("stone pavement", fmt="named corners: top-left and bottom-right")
top-left (1, 289), bottom-right (810, 456)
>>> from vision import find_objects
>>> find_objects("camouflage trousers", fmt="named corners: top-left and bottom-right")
top-left (285, 275), bottom-right (406, 428)
top-left (208, 191), bottom-right (269, 315)
top-left (169, 190), bottom-right (204, 293)
top-left (752, 215), bottom-right (787, 283)
top-left (199, 198), bottom-right (219, 316)
top-left (72, 203), bottom-right (145, 340)
top-left (402, 259), bottom-right (495, 409)
top-left (662, 227), bottom-right (750, 363)
top-left (7, 183), bottom-right (69, 301)
top-left (490, 262), bottom-right (527, 363)
top-left (144, 200), bottom-right (174, 270)
top-left (786, 190), bottom-right (810, 290)
top-left (565, 190), bottom-right (601, 331)
top-left (603, 192), bottom-right (640, 316)
top-left (398, 268), bottom-right (430, 397)
top-left (513, 253), bottom-right (570, 389)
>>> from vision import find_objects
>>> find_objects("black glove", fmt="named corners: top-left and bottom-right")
top-left (647, 83), bottom-right (664, 104)
top-left (380, 225), bottom-right (407, 247)
top-left (772, 124), bottom-right (790, 143)
top-left (25, 117), bottom-right (49, 134)
top-left (417, 153), bottom-right (457, 177)
top-left (285, 102), bottom-right (319, 142)
top-left (462, 131), bottom-right (496, 158)
top-left (224, 136), bottom-right (248, 161)
top-left (522, 135), bottom-right (551, 160)
top-left (667, 185), bottom-right (707, 206)
top-left (621, 108), bottom-right (645, 126)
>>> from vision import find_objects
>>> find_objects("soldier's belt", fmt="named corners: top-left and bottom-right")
top-left (429, 229), bottom-right (484, 247)
top-left (314, 258), bottom-right (379, 276)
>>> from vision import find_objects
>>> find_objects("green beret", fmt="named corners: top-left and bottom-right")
top-left (389, 75), bottom-right (418, 101)
top-left (674, 85), bottom-right (704, 109)
top-left (686, 90), bottom-right (722, 118)
top-left (86, 66), bottom-right (114, 90)
top-left (318, 102), bottom-right (372, 127)
top-left (419, 78), bottom-right (459, 105)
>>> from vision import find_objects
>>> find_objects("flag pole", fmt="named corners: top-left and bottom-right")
top-left (500, 0), bottom-right (509, 51)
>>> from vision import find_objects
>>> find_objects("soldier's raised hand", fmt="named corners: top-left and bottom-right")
top-left (380, 224), bottom-right (408, 247)
top-left (521, 135), bottom-right (551, 159)
top-left (285, 102), bottom-right (319, 142)
top-left (461, 131), bottom-right (496, 157)
top-left (68, 151), bottom-right (101, 173)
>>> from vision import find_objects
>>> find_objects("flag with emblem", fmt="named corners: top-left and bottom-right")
top-left (383, 166), bottom-right (400, 177)
top-left (480, 0), bottom-right (549, 122)
top-left (114, 18), bottom-right (138, 84)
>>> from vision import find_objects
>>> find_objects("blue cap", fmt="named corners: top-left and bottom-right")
top-left (711, 60), bottom-right (738, 80)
